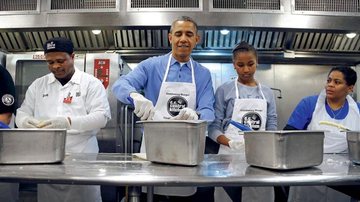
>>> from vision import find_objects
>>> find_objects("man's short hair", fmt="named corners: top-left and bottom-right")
top-left (170, 16), bottom-right (198, 33)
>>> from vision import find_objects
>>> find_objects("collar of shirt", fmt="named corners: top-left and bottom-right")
top-left (170, 54), bottom-right (191, 70)
top-left (48, 67), bottom-right (82, 85)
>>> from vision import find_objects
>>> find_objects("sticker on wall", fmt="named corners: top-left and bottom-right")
top-left (94, 59), bottom-right (110, 89)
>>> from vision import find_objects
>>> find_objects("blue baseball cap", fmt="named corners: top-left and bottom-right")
top-left (43, 37), bottom-right (74, 55)
top-left (0, 65), bottom-right (16, 114)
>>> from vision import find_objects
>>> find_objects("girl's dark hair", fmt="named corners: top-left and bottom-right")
top-left (329, 67), bottom-right (357, 86)
top-left (232, 41), bottom-right (258, 61)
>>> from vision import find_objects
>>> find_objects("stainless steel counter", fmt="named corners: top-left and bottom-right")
top-left (0, 153), bottom-right (359, 187)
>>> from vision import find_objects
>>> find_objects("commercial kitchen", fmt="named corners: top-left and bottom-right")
top-left (1, 0), bottom-right (360, 202)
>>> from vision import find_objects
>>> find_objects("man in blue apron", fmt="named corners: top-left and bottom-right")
top-left (209, 41), bottom-right (278, 202)
top-left (112, 16), bottom-right (215, 201)
top-left (285, 66), bottom-right (360, 202)
top-left (0, 65), bottom-right (19, 202)
top-left (16, 37), bottom-right (111, 202)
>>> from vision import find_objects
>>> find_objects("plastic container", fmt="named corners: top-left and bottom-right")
top-left (244, 130), bottom-right (324, 170)
top-left (139, 120), bottom-right (207, 166)
top-left (0, 129), bottom-right (66, 164)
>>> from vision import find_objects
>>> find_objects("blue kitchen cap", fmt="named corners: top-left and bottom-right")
top-left (43, 37), bottom-right (74, 55)
top-left (0, 65), bottom-right (16, 114)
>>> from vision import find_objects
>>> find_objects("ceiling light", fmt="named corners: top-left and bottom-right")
top-left (220, 29), bottom-right (230, 35)
top-left (346, 33), bottom-right (356, 39)
top-left (92, 30), bottom-right (102, 35)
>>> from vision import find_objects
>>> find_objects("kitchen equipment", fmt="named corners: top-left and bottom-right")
top-left (346, 131), bottom-right (360, 164)
top-left (229, 120), bottom-right (252, 131)
top-left (0, 129), bottom-right (66, 164)
top-left (138, 120), bottom-right (207, 166)
top-left (243, 130), bottom-right (324, 170)
top-left (319, 121), bottom-right (350, 131)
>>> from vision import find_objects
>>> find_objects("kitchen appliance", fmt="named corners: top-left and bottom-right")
top-left (0, 129), bottom-right (66, 164)
top-left (244, 130), bottom-right (325, 170)
top-left (139, 120), bottom-right (207, 166)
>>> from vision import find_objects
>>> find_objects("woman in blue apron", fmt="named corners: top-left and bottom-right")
top-left (209, 41), bottom-right (278, 202)
top-left (285, 66), bottom-right (360, 202)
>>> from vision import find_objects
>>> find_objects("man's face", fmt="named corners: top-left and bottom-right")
top-left (168, 20), bottom-right (200, 62)
top-left (45, 52), bottom-right (75, 80)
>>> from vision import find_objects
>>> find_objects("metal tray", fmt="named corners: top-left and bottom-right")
top-left (244, 130), bottom-right (324, 170)
top-left (346, 131), bottom-right (360, 164)
top-left (138, 120), bottom-right (207, 166)
top-left (0, 129), bottom-right (66, 164)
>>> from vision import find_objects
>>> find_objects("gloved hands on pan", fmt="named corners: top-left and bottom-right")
top-left (228, 139), bottom-right (244, 150)
top-left (21, 117), bottom-right (41, 128)
top-left (129, 92), bottom-right (155, 121)
top-left (37, 117), bottom-right (71, 129)
top-left (21, 116), bottom-right (71, 129)
top-left (171, 108), bottom-right (199, 120)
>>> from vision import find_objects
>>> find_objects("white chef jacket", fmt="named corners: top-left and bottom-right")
top-left (16, 67), bottom-right (111, 202)
top-left (16, 67), bottom-right (111, 153)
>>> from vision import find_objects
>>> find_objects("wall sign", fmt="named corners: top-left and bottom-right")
top-left (94, 59), bottom-right (110, 89)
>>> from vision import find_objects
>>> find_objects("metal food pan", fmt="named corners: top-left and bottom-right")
top-left (139, 120), bottom-right (207, 166)
top-left (0, 129), bottom-right (66, 164)
top-left (347, 131), bottom-right (360, 164)
top-left (244, 130), bottom-right (324, 170)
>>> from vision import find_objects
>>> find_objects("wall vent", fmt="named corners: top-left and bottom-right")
top-left (291, 32), bottom-right (360, 52)
top-left (211, 0), bottom-right (281, 12)
top-left (114, 29), bottom-right (170, 49)
top-left (204, 30), bottom-right (285, 50)
top-left (50, 0), bottom-right (119, 12)
top-left (293, 0), bottom-right (360, 16)
top-left (128, 0), bottom-right (202, 11)
top-left (331, 34), bottom-right (360, 52)
top-left (0, 0), bottom-right (39, 14)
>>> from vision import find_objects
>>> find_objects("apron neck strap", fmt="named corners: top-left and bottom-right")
top-left (234, 79), bottom-right (266, 99)
top-left (163, 54), bottom-right (195, 83)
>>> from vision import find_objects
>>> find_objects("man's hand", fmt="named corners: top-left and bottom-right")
top-left (37, 117), bottom-right (71, 129)
top-left (171, 108), bottom-right (198, 120)
top-left (130, 93), bottom-right (155, 120)
top-left (228, 139), bottom-right (244, 150)
top-left (22, 117), bottom-right (41, 128)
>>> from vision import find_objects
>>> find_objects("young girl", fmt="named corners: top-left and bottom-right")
top-left (209, 41), bottom-right (278, 202)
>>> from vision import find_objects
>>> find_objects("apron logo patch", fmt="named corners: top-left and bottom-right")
top-left (1, 94), bottom-right (14, 106)
top-left (242, 112), bottom-right (262, 131)
top-left (167, 96), bottom-right (188, 116)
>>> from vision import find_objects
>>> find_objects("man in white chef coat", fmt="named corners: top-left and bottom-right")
top-left (0, 64), bottom-right (19, 202)
top-left (16, 37), bottom-right (111, 202)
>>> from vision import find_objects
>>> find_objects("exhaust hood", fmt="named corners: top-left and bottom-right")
top-left (0, 0), bottom-right (359, 65)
